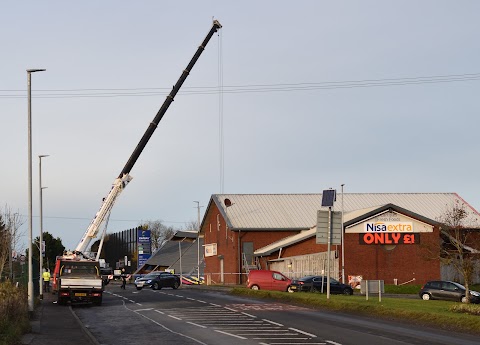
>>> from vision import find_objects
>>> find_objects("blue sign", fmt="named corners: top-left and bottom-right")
top-left (137, 228), bottom-right (152, 268)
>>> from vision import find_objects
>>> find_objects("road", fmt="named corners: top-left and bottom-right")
top-left (72, 284), bottom-right (479, 345)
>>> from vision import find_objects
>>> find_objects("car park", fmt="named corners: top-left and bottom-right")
top-left (246, 270), bottom-right (294, 292)
top-left (289, 275), bottom-right (353, 295)
top-left (419, 280), bottom-right (480, 303)
top-left (134, 271), bottom-right (181, 290)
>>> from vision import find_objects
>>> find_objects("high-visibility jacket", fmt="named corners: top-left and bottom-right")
top-left (43, 271), bottom-right (51, 282)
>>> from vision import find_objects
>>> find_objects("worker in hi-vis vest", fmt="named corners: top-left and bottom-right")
top-left (43, 269), bottom-right (51, 292)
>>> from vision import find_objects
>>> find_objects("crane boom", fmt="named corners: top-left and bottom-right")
top-left (119, 19), bottom-right (222, 178)
top-left (75, 20), bottom-right (222, 254)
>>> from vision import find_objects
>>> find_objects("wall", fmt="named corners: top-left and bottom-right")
top-left (343, 226), bottom-right (441, 285)
top-left (203, 202), bottom-right (299, 285)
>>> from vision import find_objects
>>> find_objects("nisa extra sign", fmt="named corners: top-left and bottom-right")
top-left (364, 222), bottom-right (413, 232)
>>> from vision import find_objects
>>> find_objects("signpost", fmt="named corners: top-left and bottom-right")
top-left (137, 229), bottom-right (151, 269)
top-left (317, 189), bottom-right (340, 299)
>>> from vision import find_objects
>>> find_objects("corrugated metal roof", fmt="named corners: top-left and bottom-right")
top-left (143, 238), bottom-right (203, 274)
top-left (255, 227), bottom-right (316, 256)
top-left (212, 193), bottom-right (480, 230)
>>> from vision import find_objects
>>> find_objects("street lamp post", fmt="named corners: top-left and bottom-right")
top-left (194, 201), bottom-right (202, 282)
top-left (27, 68), bottom-right (46, 312)
top-left (38, 155), bottom-right (49, 300)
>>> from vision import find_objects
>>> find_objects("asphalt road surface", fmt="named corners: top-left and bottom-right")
top-left (72, 284), bottom-right (480, 345)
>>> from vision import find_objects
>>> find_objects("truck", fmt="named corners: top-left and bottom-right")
top-left (52, 254), bottom-right (103, 306)
top-left (52, 20), bottom-right (222, 306)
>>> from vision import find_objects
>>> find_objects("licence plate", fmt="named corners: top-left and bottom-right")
top-left (75, 293), bottom-right (87, 297)
top-left (137, 282), bottom-right (144, 287)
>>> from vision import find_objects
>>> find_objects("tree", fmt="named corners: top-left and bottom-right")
top-left (33, 232), bottom-right (65, 272)
top-left (141, 220), bottom-right (176, 253)
top-left (0, 214), bottom-right (8, 279)
top-left (183, 220), bottom-right (199, 232)
top-left (437, 201), bottom-right (480, 303)
top-left (0, 206), bottom-right (25, 280)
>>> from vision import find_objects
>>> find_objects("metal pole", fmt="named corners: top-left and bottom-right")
top-left (194, 201), bottom-right (201, 282)
top-left (178, 241), bottom-right (183, 285)
top-left (27, 68), bottom-right (45, 312)
top-left (38, 155), bottom-right (48, 299)
top-left (341, 184), bottom-right (345, 284)
top-left (326, 206), bottom-right (332, 299)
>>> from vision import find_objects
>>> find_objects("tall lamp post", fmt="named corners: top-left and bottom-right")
top-left (194, 201), bottom-right (202, 282)
top-left (27, 68), bottom-right (46, 312)
top-left (38, 155), bottom-right (49, 300)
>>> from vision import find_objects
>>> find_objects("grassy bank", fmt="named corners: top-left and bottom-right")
top-left (231, 287), bottom-right (480, 335)
top-left (0, 282), bottom-right (30, 345)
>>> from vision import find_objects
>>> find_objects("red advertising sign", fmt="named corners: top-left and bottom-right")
top-left (359, 233), bottom-right (419, 245)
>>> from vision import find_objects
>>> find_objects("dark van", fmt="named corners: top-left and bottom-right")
top-left (246, 270), bottom-right (293, 292)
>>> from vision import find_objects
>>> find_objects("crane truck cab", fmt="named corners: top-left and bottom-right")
top-left (52, 252), bottom-right (103, 306)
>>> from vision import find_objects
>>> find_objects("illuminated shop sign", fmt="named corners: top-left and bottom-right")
top-left (359, 233), bottom-right (419, 245)
top-left (364, 222), bottom-right (413, 232)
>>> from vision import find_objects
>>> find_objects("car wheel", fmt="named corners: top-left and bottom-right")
top-left (343, 288), bottom-right (353, 295)
top-left (461, 296), bottom-right (468, 303)
top-left (153, 282), bottom-right (160, 290)
top-left (251, 285), bottom-right (260, 290)
top-left (173, 281), bottom-right (179, 289)
top-left (287, 286), bottom-right (295, 293)
top-left (136, 287), bottom-right (142, 290)
top-left (421, 293), bottom-right (431, 301)
top-left (311, 286), bottom-right (319, 293)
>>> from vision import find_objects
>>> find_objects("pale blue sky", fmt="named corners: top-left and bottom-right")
top-left (2, 1), bottom-right (480, 251)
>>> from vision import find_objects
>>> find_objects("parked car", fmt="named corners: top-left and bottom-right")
top-left (289, 275), bottom-right (353, 295)
top-left (134, 271), bottom-right (180, 290)
top-left (246, 270), bottom-right (293, 292)
top-left (419, 280), bottom-right (480, 303)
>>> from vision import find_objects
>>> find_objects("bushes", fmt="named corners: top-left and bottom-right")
top-left (0, 282), bottom-right (30, 345)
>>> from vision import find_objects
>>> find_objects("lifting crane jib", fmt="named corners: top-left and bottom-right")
top-left (75, 20), bottom-right (222, 254)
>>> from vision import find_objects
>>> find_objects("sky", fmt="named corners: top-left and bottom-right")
top-left (2, 1), bottom-right (480, 252)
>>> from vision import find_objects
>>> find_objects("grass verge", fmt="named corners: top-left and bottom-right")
top-left (231, 287), bottom-right (480, 335)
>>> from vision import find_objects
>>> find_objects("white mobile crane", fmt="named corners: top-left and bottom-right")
top-left (52, 20), bottom-right (222, 304)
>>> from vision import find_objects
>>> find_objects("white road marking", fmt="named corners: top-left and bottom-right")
top-left (288, 327), bottom-right (317, 337)
top-left (135, 308), bottom-right (153, 312)
top-left (187, 322), bottom-right (207, 328)
top-left (214, 330), bottom-right (247, 339)
top-left (326, 341), bottom-right (343, 345)
top-left (209, 303), bottom-right (221, 307)
top-left (263, 319), bottom-right (284, 326)
top-left (240, 312), bottom-right (256, 318)
top-left (155, 310), bottom-right (165, 314)
top-left (127, 306), bottom-right (207, 344)
top-left (168, 315), bottom-right (182, 320)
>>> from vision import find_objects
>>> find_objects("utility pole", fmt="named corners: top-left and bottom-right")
top-left (194, 201), bottom-right (203, 281)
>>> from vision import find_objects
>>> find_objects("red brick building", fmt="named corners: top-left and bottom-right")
top-left (201, 193), bottom-right (480, 286)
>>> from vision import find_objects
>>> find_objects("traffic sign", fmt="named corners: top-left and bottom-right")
top-left (316, 210), bottom-right (342, 245)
